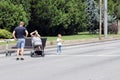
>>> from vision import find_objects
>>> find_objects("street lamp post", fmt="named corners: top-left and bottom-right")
top-left (104, 0), bottom-right (108, 38)
top-left (99, 0), bottom-right (102, 40)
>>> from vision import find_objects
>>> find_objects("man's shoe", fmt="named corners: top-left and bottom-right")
top-left (16, 58), bottom-right (19, 60)
top-left (21, 58), bottom-right (24, 60)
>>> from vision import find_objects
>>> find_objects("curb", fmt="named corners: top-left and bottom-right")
top-left (0, 37), bottom-right (120, 51)
top-left (45, 37), bottom-right (120, 48)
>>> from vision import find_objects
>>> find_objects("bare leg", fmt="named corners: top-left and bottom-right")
top-left (38, 46), bottom-right (41, 50)
top-left (17, 48), bottom-right (20, 57)
top-left (20, 48), bottom-right (24, 57)
top-left (16, 48), bottom-right (20, 60)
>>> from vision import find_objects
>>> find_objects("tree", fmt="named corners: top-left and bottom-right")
top-left (85, 0), bottom-right (99, 32)
top-left (10, 0), bottom-right (31, 23)
top-left (108, 0), bottom-right (115, 15)
top-left (114, 0), bottom-right (120, 19)
top-left (28, 0), bottom-right (87, 35)
top-left (0, 0), bottom-right (29, 31)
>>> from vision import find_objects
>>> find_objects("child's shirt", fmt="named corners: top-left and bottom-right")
top-left (57, 38), bottom-right (62, 46)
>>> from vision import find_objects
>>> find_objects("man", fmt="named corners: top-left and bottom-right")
top-left (13, 21), bottom-right (28, 60)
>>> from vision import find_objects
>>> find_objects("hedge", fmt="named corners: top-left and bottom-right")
top-left (0, 29), bottom-right (12, 39)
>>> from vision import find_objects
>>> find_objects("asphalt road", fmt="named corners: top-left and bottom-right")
top-left (1, 40), bottom-right (120, 80)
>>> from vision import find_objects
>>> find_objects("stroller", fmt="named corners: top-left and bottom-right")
top-left (30, 37), bottom-right (46, 57)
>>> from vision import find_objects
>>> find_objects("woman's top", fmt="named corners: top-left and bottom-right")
top-left (32, 36), bottom-right (42, 46)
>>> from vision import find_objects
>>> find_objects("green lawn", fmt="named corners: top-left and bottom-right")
top-left (46, 32), bottom-right (120, 41)
top-left (0, 40), bottom-right (16, 45)
top-left (46, 34), bottom-right (98, 41)
top-left (0, 32), bottom-right (120, 45)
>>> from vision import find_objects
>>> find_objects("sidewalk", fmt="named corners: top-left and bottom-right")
top-left (0, 36), bottom-right (120, 57)
top-left (0, 36), bottom-right (120, 53)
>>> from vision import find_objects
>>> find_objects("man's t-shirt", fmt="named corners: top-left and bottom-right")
top-left (14, 26), bottom-right (26, 39)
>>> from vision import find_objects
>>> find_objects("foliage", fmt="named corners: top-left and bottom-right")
top-left (107, 0), bottom-right (120, 19)
top-left (0, 29), bottom-right (12, 39)
top-left (108, 0), bottom-right (115, 15)
top-left (85, 0), bottom-right (99, 32)
top-left (108, 23), bottom-right (118, 34)
top-left (114, 2), bottom-right (120, 19)
top-left (28, 0), bottom-right (88, 35)
top-left (0, 0), bottom-right (30, 31)
top-left (0, 0), bottom-right (119, 36)
top-left (10, 0), bottom-right (31, 24)
top-left (95, 0), bottom-right (120, 20)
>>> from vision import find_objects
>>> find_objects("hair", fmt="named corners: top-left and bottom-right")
top-left (58, 34), bottom-right (62, 38)
top-left (20, 21), bottom-right (24, 26)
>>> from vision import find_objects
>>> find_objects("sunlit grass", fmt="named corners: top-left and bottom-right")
top-left (46, 32), bottom-right (120, 41)
top-left (46, 32), bottom-right (99, 41)
top-left (0, 40), bottom-right (16, 45)
top-left (0, 32), bottom-right (120, 45)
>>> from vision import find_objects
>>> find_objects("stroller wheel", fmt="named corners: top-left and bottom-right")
top-left (30, 52), bottom-right (34, 57)
top-left (41, 53), bottom-right (45, 57)
top-left (6, 52), bottom-right (11, 56)
top-left (6, 53), bottom-right (8, 56)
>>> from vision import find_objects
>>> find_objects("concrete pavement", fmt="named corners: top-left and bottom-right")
top-left (35, 39), bottom-right (120, 80)
top-left (1, 40), bottom-right (120, 80)
top-left (0, 36), bottom-right (120, 57)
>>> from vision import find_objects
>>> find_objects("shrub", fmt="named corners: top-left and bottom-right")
top-left (108, 23), bottom-right (118, 34)
top-left (0, 29), bottom-right (12, 39)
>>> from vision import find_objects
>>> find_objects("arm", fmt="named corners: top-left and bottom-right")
top-left (30, 30), bottom-right (41, 37)
top-left (35, 31), bottom-right (40, 37)
top-left (30, 31), bottom-right (35, 37)
top-left (12, 31), bottom-right (16, 39)
top-left (25, 30), bottom-right (28, 38)
top-left (62, 39), bottom-right (64, 43)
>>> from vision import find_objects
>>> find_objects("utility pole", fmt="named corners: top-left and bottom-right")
top-left (99, 0), bottom-right (102, 40)
top-left (104, 0), bottom-right (108, 38)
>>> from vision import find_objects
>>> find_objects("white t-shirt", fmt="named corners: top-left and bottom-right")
top-left (57, 38), bottom-right (62, 46)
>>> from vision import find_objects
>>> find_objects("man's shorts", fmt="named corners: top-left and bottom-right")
top-left (17, 39), bottom-right (25, 48)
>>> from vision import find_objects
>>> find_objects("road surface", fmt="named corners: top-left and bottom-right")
top-left (0, 40), bottom-right (120, 80)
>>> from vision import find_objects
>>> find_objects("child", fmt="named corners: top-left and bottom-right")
top-left (56, 34), bottom-right (63, 54)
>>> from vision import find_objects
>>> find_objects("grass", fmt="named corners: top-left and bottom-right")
top-left (0, 32), bottom-right (120, 45)
top-left (46, 32), bottom-right (99, 41)
top-left (46, 32), bottom-right (120, 41)
top-left (0, 40), bottom-right (16, 45)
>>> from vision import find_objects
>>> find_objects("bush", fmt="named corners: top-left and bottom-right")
top-left (0, 29), bottom-right (12, 39)
top-left (108, 23), bottom-right (118, 34)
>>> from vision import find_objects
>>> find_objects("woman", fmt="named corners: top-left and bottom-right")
top-left (30, 30), bottom-right (42, 50)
